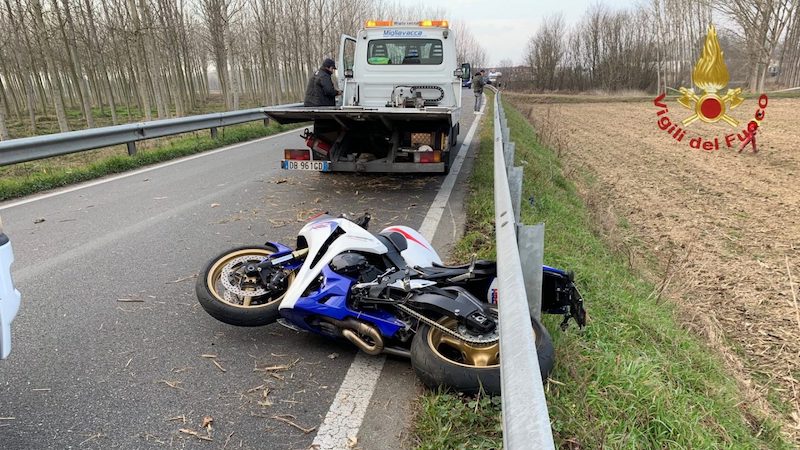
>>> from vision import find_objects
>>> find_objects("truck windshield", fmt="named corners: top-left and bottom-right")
top-left (367, 39), bottom-right (443, 65)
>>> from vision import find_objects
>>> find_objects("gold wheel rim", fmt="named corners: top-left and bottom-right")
top-left (206, 248), bottom-right (294, 309)
top-left (426, 317), bottom-right (499, 368)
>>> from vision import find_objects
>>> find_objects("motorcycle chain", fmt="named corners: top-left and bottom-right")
top-left (395, 303), bottom-right (498, 345)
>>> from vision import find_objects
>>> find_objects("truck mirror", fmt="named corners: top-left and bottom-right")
top-left (461, 63), bottom-right (471, 80)
top-left (453, 68), bottom-right (463, 78)
top-left (344, 69), bottom-right (354, 78)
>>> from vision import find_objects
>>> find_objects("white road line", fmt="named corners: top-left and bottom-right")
top-left (310, 99), bottom-right (486, 449)
top-left (418, 96), bottom-right (486, 241)
top-left (0, 127), bottom-right (302, 211)
top-left (311, 354), bottom-right (386, 450)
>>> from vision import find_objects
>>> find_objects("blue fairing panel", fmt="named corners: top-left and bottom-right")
top-left (280, 266), bottom-right (404, 338)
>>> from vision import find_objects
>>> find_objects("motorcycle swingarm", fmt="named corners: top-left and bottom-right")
top-left (406, 288), bottom-right (495, 334)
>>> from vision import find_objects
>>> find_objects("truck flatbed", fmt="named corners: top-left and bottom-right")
top-left (264, 104), bottom-right (455, 126)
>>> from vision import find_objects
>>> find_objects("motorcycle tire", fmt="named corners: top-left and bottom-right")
top-left (196, 245), bottom-right (293, 327)
top-left (410, 317), bottom-right (554, 395)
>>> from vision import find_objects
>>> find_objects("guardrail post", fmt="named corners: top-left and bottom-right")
top-left (508, 166), bottom-right (523, 224)
top-left (126, 142), bottom-right (136, 156)
top-left (504, 141), bottom-right (515, 171)
top-left (263, 118), bottom-right (270, 127)
top-left (518, 223), bottom-right (545, 321)
top-left (210, 127), bottom-right (218, 139)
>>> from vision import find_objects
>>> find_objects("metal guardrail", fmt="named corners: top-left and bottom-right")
top-left (491, 87), bottom-right (556, 449)
top-left (0, 107), bottom-right (288, 166)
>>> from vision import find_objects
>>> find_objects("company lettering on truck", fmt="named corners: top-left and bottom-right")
top-left (383, 29), bottom-right (424, 37)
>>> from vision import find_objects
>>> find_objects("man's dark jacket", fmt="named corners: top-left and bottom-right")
top-left (472, 74), bottom-right (485, 94)
top-left (304, 68), bottom-right (337, 106)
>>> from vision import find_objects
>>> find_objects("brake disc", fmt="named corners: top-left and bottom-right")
top-left (220, 255), bottom-right (269, 298)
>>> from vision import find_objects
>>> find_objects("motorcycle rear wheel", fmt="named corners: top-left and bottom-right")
top-left (196, 245), bottom-right (293, 327)
top-left (410, 317), bottom-right (554, 394)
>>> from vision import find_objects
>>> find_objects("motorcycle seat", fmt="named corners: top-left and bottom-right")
top-left (431, 260), bottom-right (495, 270)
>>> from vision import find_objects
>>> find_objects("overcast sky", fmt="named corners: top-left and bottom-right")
top-left (401, 0), bottom-right (639, 66)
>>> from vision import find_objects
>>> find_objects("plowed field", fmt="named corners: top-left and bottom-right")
top-left (509, 93), bottom-right (800, 437)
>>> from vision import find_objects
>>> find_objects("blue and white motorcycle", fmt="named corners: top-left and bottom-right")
top-left (196, 213), bottom-right (585, 393)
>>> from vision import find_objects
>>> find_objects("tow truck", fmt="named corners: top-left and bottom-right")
top-left (267, 20), bottom-right (470, 174)
top-left (0, 216), bottom-right (20, 359)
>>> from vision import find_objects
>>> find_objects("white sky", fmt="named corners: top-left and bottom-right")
top-left (396, 0), bottom-right (640, 66)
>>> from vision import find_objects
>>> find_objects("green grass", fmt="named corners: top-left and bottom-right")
top-left (412, 93), bottom-right (790, 449)
top-left (0, 122), bottom-right (292, 202)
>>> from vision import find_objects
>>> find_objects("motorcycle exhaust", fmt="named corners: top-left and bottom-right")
top-left (325, 318), bottom-right (384, 355)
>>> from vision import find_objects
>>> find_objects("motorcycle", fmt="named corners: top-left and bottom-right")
top-left (195, 213), bottom-right (585, 394)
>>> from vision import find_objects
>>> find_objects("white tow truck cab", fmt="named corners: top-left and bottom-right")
top-left (268, 20), bottom-right (469, 174)
top-left (0, 216), bottom-right (21, 359)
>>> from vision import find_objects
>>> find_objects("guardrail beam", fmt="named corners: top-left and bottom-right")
top-left (0, 107), bottom-right (273, 167)
top-left (492, 89), bottom-right (555, 449)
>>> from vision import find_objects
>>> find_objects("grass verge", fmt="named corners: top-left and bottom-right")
top-left (412, 93), bottom-right (790, 449)
top-left (0, 122), bottom-right (292, 202)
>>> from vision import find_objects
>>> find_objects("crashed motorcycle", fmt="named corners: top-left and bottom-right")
top-left (196, 213), bottom-right (585, 393)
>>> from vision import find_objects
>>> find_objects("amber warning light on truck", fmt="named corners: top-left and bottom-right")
top-left (365, 20), bottom-right (449, 28)
top-left (652, 24), bottom-right (767, 153)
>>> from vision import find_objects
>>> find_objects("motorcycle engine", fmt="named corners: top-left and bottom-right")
top-left (330, 252), bottom-right (382, 282)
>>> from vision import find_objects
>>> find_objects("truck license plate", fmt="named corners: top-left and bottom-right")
top-left (281, 160), bottom-right (330, 171)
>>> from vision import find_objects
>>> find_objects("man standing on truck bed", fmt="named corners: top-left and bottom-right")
top-left (472, 70), bottom-right (485, 113)
top-left (304, 58), bottom-right (341, 107)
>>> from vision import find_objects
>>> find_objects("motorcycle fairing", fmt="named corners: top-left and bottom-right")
top-left (379, 226), bottom-right (442, 267)
top-left (279, 217), bottom-right (388, 310)
top-left (278, 265), bottom-right (405, 337)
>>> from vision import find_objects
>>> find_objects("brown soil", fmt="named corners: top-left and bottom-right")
top-left (509, 93), bottom-right (800, 437)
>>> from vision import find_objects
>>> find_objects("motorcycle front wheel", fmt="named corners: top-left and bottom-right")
top-left (410, 317), bottom-right (554, 395)
top-left (195, 245), bottom-right (294, 327)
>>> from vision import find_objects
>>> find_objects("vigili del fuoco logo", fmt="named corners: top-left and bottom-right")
top-left (653, 25), bottom-right (767, 153)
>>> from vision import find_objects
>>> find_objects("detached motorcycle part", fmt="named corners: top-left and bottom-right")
top-left (196, 245), bottom-right (295, 327)
top-left (542, 268), bottom-right (587, 329)
top-left (410, 317), bottom-right (554, 395)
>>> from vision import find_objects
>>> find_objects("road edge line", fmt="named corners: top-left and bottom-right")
top-left (0, 127), bottom-right (303, 211)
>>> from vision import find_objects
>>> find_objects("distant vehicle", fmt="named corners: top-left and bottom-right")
top-left (0, 217), bottom-right (21, 359)
top-left (487, 70), bottom-right (502, 85)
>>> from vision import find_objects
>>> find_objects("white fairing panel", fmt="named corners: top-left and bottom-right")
top-left (279, 218), bottom-right (388, 310)
top-left (0, 238), bottom-right (21, 359)
top-left (380, 226), bottom-right (442, 267)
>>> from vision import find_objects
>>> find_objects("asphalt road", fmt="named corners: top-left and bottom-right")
top-left (0, 92), bottom-right (482, 449)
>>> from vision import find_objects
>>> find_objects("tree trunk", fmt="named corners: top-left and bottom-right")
top-left (30, 0), bottom-right (69, 131)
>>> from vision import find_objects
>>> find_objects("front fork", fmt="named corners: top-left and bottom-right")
top-left (243, 246), bottom-right (308, 289)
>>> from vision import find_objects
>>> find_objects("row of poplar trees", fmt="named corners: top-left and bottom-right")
top-left (0, 0), bottom-right (487, 139)
top-left (520, 0), bottom-right (800, 93)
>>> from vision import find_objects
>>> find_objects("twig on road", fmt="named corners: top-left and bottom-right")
top-left (270, 415), bottom-right (316, 434)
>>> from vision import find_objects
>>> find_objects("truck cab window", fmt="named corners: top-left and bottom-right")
top-left (367, 39), bottom-right (443, 65)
